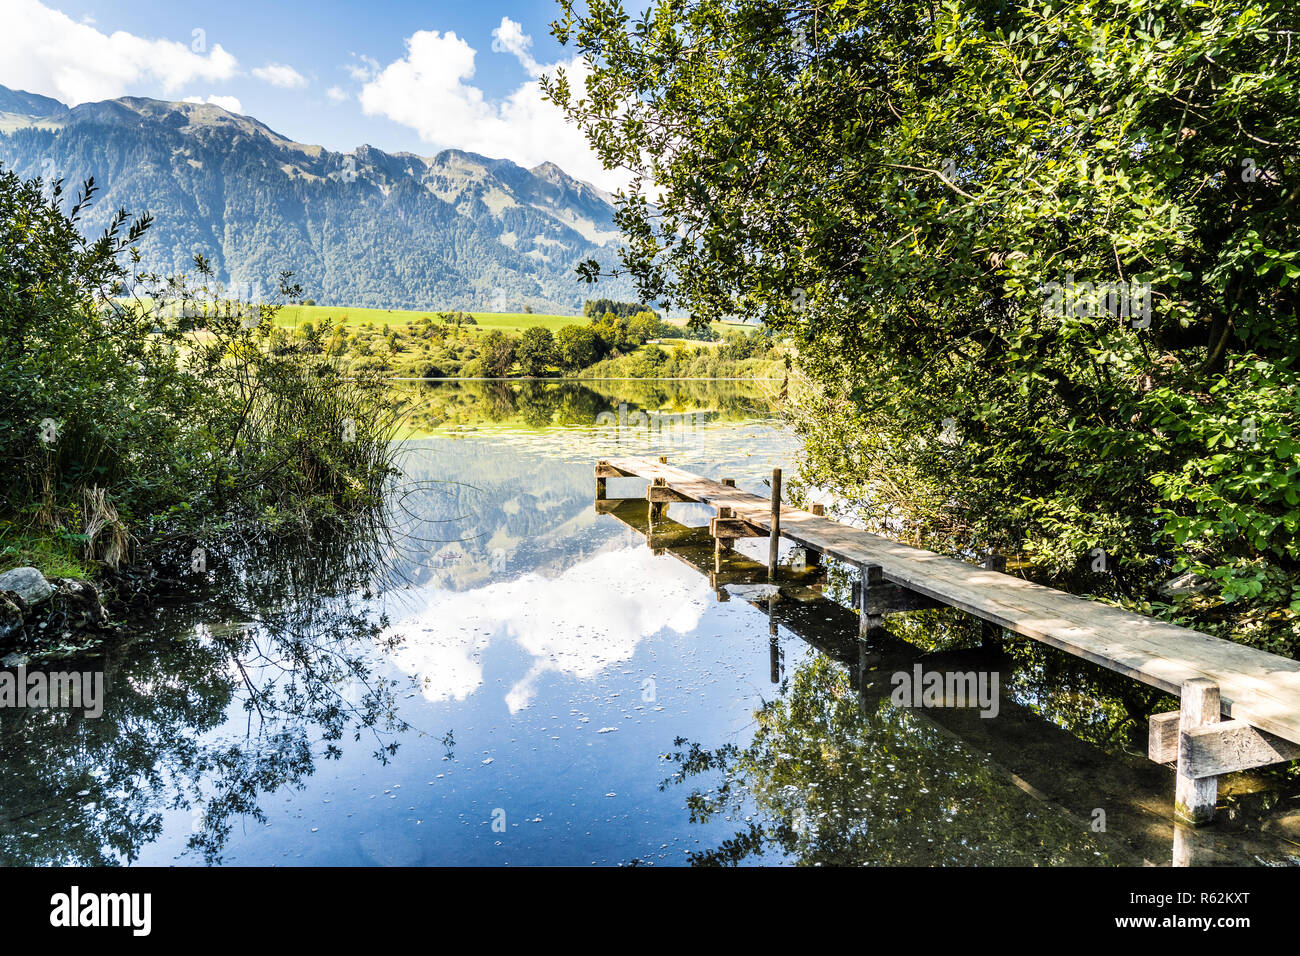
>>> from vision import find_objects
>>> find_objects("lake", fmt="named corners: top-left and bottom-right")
top-left (2, 380), bottom-right (1299, 866)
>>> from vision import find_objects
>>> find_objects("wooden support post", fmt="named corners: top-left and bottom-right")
top-left (596, 477), bottom-right (606, 500)
top-left (859, 564), bottom-right (883, 638)
top-left (980, 553), bottom-right (1007, 644)
top-left (649, 476), bottom-right (667, 520)
top-left (805, 503), bottom-right (825, 568)
top-left (856, 628), bottom-right (883, 709)
top-left (714, 505), bottom-right (735, 555)
top-left (717, 480), bottom-right (737, 555)
top-left (1175, 678), bottom-right (1221, 826)
top-left (768, 468), bottom-right (782, 581)
top-left (1172, 823), bottom-right (1218, 868)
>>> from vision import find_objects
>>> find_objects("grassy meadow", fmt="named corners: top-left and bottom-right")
top-left (274, 304), bottom-right (582, 332)
top-left (273, 302), bottom-right (754, 336)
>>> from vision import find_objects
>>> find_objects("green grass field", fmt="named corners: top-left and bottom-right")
top-left (274, 304), bottom-right (583, 332)
top-left (273, 303), bottom-right (754, 335)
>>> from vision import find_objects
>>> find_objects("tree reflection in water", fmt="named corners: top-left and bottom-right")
top-left (0, 514), bottom-right (417, 865)
top-left (661, 655), bottom-right (1144, 867)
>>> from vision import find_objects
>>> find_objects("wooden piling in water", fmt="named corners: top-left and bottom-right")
top-left (980, 553), bottom-right (1006, 644)
top-left (715, 479), bottom-right (736, 556)
top-left (803, 503), bottom-right (824, 568)
top-left (768, 468), bottom-right (782, 581)
top-left (859, 563), bottom-right (883, 638)
top-left (1175, 678), bottom-right (1221, 826)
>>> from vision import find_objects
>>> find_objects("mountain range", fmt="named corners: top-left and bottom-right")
top-left (0, 84), bottom-right (635, 312)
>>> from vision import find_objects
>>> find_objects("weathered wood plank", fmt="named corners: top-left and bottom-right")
top-left (1181, 719), bottom-right (1300, 779)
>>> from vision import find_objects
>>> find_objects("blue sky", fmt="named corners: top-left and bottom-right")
top-left (1, 0), bottom-right (627, 188)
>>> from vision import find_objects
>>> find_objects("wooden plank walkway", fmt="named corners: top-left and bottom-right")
top-left (600, 497), bottom-right (1242, 865)
top-left (597, 455), bottom-right (1300, 824)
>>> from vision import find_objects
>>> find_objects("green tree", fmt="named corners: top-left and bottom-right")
top-left (477, 329), bottom-right (518, 377)
top-left (555, 324), bottom-right (601, 371)
top-left (516, 326), bottom-right (556, 376)
top-left (627, 310), bottom-right (663, 344)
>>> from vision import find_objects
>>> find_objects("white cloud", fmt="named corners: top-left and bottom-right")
top-left (210, 95), bottom-right (243, 114)
top-left (326, 85), bottom-right (348, 104)
top-left (358, 21), bottom-right (625, 192)
top-left (491, 17), bottom-right (542, 77)
top-left (0, 0), bottom-right (238, 106)
top-left (184, 94), bottom-right (244, 114)
top-left (183, 93), bottom-right (244, 113)
top-left (251, 63), bottom-right (307, 89)
top-left (345, 54), bottom-right (381, 83)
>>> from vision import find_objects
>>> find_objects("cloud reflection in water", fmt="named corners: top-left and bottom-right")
top-left (385, 546), bottom-right (711, 711)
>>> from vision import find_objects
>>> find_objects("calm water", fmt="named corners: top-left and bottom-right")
top-left (3, 380), bottom-right (1299, 866)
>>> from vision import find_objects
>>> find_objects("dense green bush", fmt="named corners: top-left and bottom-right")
top-left (0, 168), bottom-right (396, 577)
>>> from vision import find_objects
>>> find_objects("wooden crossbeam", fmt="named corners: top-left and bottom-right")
top-left (1148, 711), bottom-right (1181, 765)
top-left (647, 485), bottom-right (695, 503)
top-left (595, 461), bottom-right (635, 478)
top-left (710, 515), bottom-right (768, 539)
top-left (1150, 710), bottom-right (1300, 776)
top-left (865, 581), bottom-right (947, 616)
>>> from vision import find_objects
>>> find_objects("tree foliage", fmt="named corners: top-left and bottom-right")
top-left (517, 326), bottom-right (557, 376)
top-left (0, 167), bottom-right (396, 579)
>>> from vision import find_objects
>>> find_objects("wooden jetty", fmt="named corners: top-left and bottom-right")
top-left (597, 497), bottom-right (1295, 864)
top-left (596, 455), bottom-right (1300, 826)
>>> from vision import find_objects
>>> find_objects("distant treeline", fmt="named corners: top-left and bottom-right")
top-left (285, 307), bottom-right (775, 379)
top-left (582, 299), bottom-right (661, 320)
